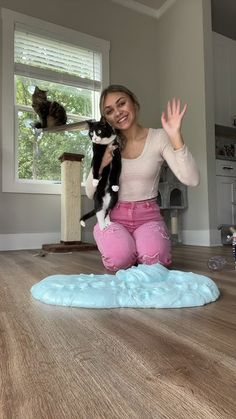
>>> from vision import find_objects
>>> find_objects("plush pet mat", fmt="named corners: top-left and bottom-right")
top-left (31, 263), bottom-right (220, 309)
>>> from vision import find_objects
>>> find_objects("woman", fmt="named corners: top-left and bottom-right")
top-left (86, 85), bottom-right (199, 272)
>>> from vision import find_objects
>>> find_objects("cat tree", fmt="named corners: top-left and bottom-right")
top-left (41, 121), bottom-right (97, 253)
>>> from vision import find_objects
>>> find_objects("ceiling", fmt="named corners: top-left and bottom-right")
top-left (111, 0), bottom-right (236, 40)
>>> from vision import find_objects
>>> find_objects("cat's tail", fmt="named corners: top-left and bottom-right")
top-left (80, 209), bottom-right (96, 227)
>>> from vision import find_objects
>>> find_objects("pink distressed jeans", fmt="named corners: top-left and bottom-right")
top-left (93, 198), bottom-right (172, 272)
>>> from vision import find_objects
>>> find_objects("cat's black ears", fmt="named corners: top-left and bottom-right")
top-left (86, 119), bottom-right (95, 128)
top-left (86, 116), bottom-right (114, 130)
top-left (100, 117), bottom-right (115, 131)
top-left (100, 116), bottom-right (107, 125)
top-left (34, 86), bottom-right (48, 93)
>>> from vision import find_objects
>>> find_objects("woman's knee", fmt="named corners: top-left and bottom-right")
top-left (138, 250), bottom-right (172, 267)
top-left (133, 221), bottom-right (172, 267)
top-left (102, 252), bottom-right (137, 272)
top-left (93, 222), bottom-right (137, 272)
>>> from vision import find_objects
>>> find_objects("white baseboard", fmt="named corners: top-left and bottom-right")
top-left (181, 229), bottom-right (222, 246)
top-left (0, 232), bottom-right (61, 251)
top-left (0, 231), bottom-right (96, 251)
top-left (0, 229), bottom-right (221, 251)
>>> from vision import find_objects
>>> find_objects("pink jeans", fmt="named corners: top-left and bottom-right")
top-left (93, 198), bottom-right (172, 272)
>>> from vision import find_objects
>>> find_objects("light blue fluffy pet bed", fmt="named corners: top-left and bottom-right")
top-left (31, 263), bottom-right (220, 309)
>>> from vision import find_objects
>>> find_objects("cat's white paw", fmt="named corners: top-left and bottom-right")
top-left (99, 220), bottom-right (111, 231)
top-left (99, 223), bottom-right (107, 230)
top-left (112, 185), bottom-right (119, 192)
top-left (92, 178), bottom-right (99, 187)
top-left (80, 220), bottom-right (86, 227)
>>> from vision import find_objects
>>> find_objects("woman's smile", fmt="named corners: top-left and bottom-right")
top-left (116, 114), bottom-right (129, 125)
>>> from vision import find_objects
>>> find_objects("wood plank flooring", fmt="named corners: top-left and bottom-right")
top-left (0, 245), bottom-right (235, 419)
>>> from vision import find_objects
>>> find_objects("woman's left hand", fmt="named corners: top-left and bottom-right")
top-left (161, 98), bottom-right (187, 150)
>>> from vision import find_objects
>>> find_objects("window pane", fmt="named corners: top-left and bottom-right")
top-left (16, 74), bottom-right (94, 182)
top-left (2, 9), bottom-right (109, 194)
top-left (16, 75), bottom-right (93, 118)
top-left (17, 109), bottom-right (92, 182)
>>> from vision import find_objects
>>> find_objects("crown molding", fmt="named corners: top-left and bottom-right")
top-left (156, 0), bottom-right (176, 18)
top-left (111, 0), bottom-right (176, 19)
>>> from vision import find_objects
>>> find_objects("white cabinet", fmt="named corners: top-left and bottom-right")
top-left (216, 159), bottom-right (236, 177)
top-left (216, 160), bottom-right (236, 225)
top-left (213, 32), bottom-right (236, 127)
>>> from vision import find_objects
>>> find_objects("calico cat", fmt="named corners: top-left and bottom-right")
top-left (32, 86), bottom-right (67, 129)
top-left (80, 119), bottom-right (122, 230)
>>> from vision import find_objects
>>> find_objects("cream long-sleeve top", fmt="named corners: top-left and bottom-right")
top-left (85, 128), bottom-right (200, 201)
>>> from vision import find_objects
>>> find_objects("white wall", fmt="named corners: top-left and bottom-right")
top-left (156, 0), bottom-right (218, 245)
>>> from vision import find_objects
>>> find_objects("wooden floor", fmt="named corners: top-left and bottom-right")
top-left (0, 245), bottom-right (236, 419)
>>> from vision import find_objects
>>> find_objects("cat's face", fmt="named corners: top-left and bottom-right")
top-left (88, 120), bottom-right (116, 144)
top-left (32, 86), bottom-right (47, 102)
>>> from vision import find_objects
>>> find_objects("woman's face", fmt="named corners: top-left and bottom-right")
top-left (102, 92), bottom-right (137, 130)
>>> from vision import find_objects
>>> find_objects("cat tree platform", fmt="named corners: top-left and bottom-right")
top-left (42, 152), bottom-right (97, 253)
top-left (41, 120), bottom-right (93, 133)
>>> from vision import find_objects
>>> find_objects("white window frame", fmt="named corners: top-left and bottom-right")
top-left (1, 8), bottom-right (110, 194)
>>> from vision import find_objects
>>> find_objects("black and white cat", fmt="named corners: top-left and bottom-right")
top-left (32, 86), bottom-right (67, 129)
top-left (80, 119), bottom-right (121, 230)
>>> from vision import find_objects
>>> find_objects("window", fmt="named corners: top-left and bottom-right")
top-left (1, 9), bottom-right (110, 193)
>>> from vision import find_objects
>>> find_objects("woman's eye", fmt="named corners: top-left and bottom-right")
top-left (119, 101), bottom-right (125, 107)
top-left (105, 109), bottom-right (112, 116)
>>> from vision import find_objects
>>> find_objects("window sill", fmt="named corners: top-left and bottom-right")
top-left (2, 179), bottom-right (87, 195)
